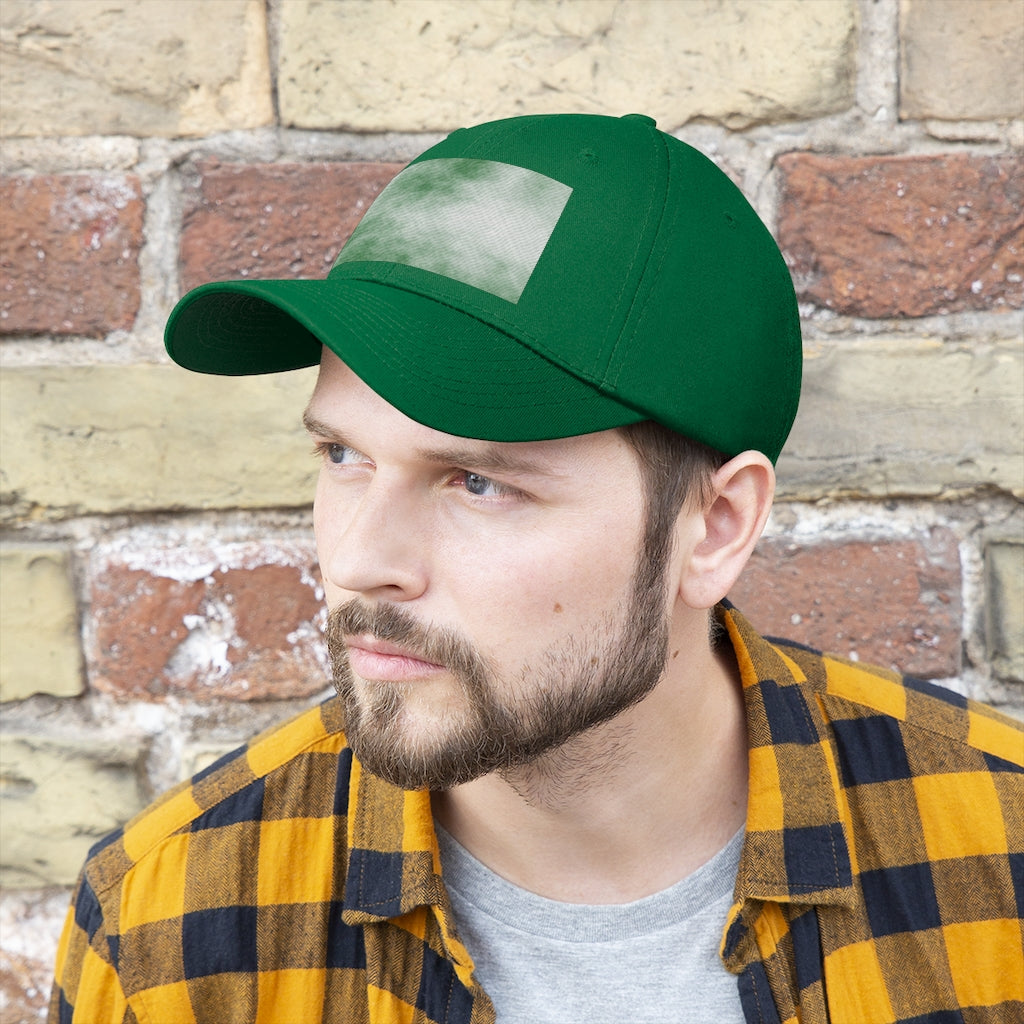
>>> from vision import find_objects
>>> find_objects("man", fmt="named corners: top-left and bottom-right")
top-left (52, 113), bottom-right (1022, 1023)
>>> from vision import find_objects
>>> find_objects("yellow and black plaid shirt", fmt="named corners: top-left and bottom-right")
top-left (52, 604), bottom-right (1024, 1023)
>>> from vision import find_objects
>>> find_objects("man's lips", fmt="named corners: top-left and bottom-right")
top-left (344, 634), bottom-right (446, 681)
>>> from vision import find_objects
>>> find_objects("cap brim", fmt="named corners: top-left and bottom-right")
top-left (165, 278), bottom-right (646, 442)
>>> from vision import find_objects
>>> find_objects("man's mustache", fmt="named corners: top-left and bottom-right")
top-left (325, 599), bottom-right (489, 680)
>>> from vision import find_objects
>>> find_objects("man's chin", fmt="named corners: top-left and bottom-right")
top-left (350, 741), bottom-right (492, 791)
top-left (340, 701), bottom-right (487, 790)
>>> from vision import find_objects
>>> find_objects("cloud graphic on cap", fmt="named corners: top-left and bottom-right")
top-left (334, 158), bottom-right (573, 303)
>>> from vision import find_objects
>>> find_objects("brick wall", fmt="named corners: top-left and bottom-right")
top-left (1, 1), bottom-right (1022, 1018)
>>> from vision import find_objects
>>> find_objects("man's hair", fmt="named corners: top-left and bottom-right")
top-left (619, 421), bottom-right (727, 595)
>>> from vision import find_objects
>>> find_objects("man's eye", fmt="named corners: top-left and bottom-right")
top-left (463, 473), bottom-right (515, 498)
top-left (464, 472), bottom-right (494, 496)
top-left (317, 443), bottom-right (364, 466)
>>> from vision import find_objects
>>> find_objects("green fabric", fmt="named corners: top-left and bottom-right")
top-left (165, 113), bottom-right (801, 461)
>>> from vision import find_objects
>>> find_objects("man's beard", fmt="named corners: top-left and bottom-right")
top-left (325, 545), bottom-right (671, 791)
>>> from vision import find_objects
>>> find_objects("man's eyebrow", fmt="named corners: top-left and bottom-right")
top-left (418, 444), bottom-right (557, 477)
top-left (302, 410), bottom-right (560, 477)
top-left (302, 411), bottom-right (342, 439)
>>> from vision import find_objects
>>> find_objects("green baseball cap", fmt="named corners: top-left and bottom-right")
top-left (165, 112), bottom-right (801, 461)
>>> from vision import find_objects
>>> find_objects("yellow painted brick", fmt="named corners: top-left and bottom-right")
top-left (986, 539), bottom-right (1024, 683)
top-left (778, 339), bottom-right (1024, 501)
top-left (0, 364), bottom-right (319, 520)
top-left (0, 544), bottom-right (84, 701)
top-left (0, 733), bottom-right (144, 886)
top-left (900, 0), bottom-right (1024, 121)
top-left (0, 0), bottom-right (272, 138)
top-left (278, 0), bottom-right (857, 131)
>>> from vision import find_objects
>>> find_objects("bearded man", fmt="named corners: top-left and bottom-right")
top-left (52, 113), bottom-right (1023, 1024)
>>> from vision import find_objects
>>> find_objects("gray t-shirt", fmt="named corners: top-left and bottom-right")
top-left (437, 825), bottom-right (745, 1024)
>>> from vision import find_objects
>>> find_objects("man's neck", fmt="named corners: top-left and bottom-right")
top-left (431, 615), bottom-right (748, 904)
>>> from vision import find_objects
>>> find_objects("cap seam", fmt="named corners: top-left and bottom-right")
top-left (585, 124), bottom-right (664, 390)
top-left (604, 127), bottom-right (671, 392)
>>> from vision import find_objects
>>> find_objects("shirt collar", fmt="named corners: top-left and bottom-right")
top-left (719, 602), bottom-right (856, 908)
top-left (342, 755), bottom-right (441, 924)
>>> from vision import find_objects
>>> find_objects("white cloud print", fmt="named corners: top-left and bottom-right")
top-left (334, 158), bottom-right (573, 303)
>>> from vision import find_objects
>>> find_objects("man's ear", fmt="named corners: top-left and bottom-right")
top-left (675, 451), bottom-right (775, 610)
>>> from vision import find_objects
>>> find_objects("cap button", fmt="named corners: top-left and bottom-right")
top-left (621, 113), bottom-right (657, 127)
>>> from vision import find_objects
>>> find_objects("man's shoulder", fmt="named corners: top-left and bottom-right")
top-left (81, 696), bottom-right (352, 901)
top-left (770, 634), bottom-right (1023, 771)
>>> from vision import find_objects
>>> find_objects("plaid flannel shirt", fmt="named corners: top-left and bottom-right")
top-left (52, 603), bottom-right (1024, 1024)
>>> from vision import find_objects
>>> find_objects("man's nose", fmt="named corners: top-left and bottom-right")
top-left (317, 473), bottom-right (430, 602)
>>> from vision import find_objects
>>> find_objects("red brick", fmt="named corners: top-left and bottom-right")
top-left (0, 173), bottom-right (143, 336)
top-left (729, 530), bottom-right (962, 678)
top-left (179, 161), bottom-right (402, 292)
top-left (777, 153), bottom-right (1023, 317)
top-left (89, 545), bottom-right (327, 701)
